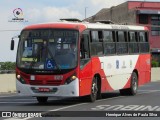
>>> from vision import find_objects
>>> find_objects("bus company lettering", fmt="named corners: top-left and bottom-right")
top-left (111, 26), bottom-right (129, 30)
top-left (91, 105), bottom-right (160, 111)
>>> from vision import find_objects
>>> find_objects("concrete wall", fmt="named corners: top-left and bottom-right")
top-left (0, 74), bottom-right (16, 93)
top-left (151, 68), bottom-right (160, 82)
top-left (0, 68), bottom-right (160, 93)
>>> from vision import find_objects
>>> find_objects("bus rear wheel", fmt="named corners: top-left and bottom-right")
top-left (36, 97), bottom-right (48, 103)
top-left (120, 72), bottom-right (138, 96)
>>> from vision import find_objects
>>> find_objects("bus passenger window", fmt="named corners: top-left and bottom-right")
top-left (104, 31), bottom-right (116, 55)
top-left (98, 31), bottom-right (103, 42)
top-left (128, 32), bottom-right (139, 54)
top-left (117, 31), bottom-right (123, 42)
top-left (90, 43), bottom-right (103, 56)
top-left (103, 31), bottom-right (113, 42)
top-left (139, 32), bottom-right (149, 53)
top-left (91, 31), bottom-right (103, 42)
top-left (139, 32), bottom-right (146, 42)
top-left (91, 31), bottom-right (98, 42)
top-left (90, 30), bottom-right (103, 56)
top-left (116, 31), bottom-right (128, 54)
top-left (129, 32), bottom-right (136, 42)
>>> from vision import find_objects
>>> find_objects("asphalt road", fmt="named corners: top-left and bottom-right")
top-left (0, 81), bottom-right (160, 120)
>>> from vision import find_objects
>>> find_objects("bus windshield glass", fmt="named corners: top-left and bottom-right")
top-left (17, 29), bottom-right (78, 70)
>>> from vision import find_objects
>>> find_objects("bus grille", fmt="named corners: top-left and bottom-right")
top-left (29, 80), bottom-right (62, 86)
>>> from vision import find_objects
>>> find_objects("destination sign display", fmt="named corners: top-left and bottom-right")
top-left (29, 30), bottom-right (78, 38)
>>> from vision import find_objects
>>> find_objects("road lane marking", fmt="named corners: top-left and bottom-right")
top-left (0, 99), bottom-right (36, 101)
top-left (0, 101), bottom-right (34, 104)
top-left (138, 90), bottom-right (160, 92)
top-left (91, 104), bottom-right (160, 111)
top-left (45, 102), bottom-right (88, 111)
top-left (138, 90), bottom-right (160, 95)
top-left (96, 95), bottom-right (125, 102)
top-left (0, 95), bottom-right (17, 98)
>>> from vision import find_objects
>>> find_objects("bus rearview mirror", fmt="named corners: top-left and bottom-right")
top-left (10, 39), bottom-right (15, 50)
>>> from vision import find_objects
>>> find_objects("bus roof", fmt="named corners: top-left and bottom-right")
top-left (23, 22), bottom-right (148, 32)
top-left (85, 23), bottom-right (148, 31)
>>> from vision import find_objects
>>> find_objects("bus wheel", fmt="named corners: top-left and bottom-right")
top-left (120, 72), bottom-right (138, 96)
top-left (36, 97), bottom-right (48, 103)
top-left (129, 72), bottom-right (138, 95)
top-left (88, 77), bottom-right (98, 102)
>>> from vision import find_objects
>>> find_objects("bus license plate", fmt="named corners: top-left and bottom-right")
top-left (38, 88), bottom-right (50, 92)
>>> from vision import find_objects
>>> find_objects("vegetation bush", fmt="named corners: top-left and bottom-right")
top-left (0, 62), bottom-right (15, 74)
top-left (152, 60), bottom-right (159, 67)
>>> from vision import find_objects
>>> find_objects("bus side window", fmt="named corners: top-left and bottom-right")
top-left (139, 32), bottom-right (149, 53)
top-left (91, 31), bottom-right (103, 42)
top-left (91, 31), bottom-right (98, 42)
top-left (80, 34), bottom-right (90, 59)
top-left (98, 31), bottom-right (103, 42)
top-left (128, 31), bottom-right (139, 54)
top-left (116, 31), bottom-right (128, 54)
top-left (103, 31), bottom-right (116, 55)
top-left (90, 30), bottom-right (103, 56)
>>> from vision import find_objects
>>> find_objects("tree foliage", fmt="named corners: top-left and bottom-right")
top-left (0, 62), bottom-right (16, 70)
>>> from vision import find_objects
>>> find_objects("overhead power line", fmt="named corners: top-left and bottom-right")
top-left (0, 30), bottom-right (21, 32)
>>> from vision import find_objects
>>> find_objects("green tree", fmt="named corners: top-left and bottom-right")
top-left (0, 62), bottom-right (16, 70)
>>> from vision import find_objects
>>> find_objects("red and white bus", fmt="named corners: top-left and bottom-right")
top-left (11, 20), bottom-right (151, 103)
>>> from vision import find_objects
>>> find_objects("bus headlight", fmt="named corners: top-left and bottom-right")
top-left (65, 74), bottom-right (77, 85)
top-left (16, 74), bottom-right (26, 84)
top-left (17, 75), bottom-right (21, 79)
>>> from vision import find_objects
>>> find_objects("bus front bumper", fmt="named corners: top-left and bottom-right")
top-left (16, 78), bottom-right (79, 97)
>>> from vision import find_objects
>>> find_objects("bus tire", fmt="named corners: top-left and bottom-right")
top-left (88, 77), bottom-right (98, 102)
top-left (36, 97), bottom-right (48, 103)
top-left (120, 72), bottom-right (138, 96)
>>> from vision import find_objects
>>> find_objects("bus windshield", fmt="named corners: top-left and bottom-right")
top-left (17, 29), bottom-right (78, 71)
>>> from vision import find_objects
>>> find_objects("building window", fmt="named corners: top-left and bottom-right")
top-left (151, 15), bottom-right (160, 36)
top-left (139, 14), bottom-right (148, 24)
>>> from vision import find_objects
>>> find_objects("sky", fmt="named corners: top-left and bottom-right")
top-left (0, 0), bottom-right (159, 62)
